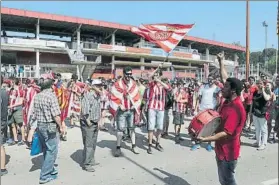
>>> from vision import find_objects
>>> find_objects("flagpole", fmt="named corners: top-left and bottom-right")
top-left (246, 0), bottom-right (250, 80)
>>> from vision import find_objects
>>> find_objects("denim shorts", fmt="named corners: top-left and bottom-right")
top-left (147, 109), bottom-right (164, 131)
top-left (116, 110), bottom-right (135, 132)
top-left (216, 157), bottom-right (238, 185)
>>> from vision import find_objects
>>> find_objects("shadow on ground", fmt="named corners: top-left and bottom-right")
top-left (5, 154), bottom-right (11, 166)
top-left (29, 155), bottom-right (43, 172)
top-left (70, 149), bottom-right (83, 167)
top-left (124, 155), bottom-right (191, 185)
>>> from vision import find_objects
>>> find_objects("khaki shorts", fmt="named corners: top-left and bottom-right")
top-left (9, 109), bottom-right (24, 125)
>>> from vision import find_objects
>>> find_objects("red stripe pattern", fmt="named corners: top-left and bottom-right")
top-left (131, 23), bottom-right (194, 53)
top-left (109, 79), bottom-right (141, 117)
top-left (145, 82), bottom-right (171, 111)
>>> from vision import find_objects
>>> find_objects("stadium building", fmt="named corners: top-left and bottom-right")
top-left (1, 7), bottom-right (245, 81)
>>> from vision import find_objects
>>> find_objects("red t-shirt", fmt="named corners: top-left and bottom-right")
top-left (246, 85), bottom-right (258, 105)
top-left (215, 97), bottom-right (246, 161)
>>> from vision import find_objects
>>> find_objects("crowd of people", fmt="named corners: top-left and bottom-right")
top-left (0, 53), bottom-right (278, 185)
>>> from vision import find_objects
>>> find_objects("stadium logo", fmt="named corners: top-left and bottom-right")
top-left (149, 31), bottom-right (172, 41)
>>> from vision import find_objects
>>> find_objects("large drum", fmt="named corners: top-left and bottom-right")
top-left (188, 109), bottom-right (221, 138)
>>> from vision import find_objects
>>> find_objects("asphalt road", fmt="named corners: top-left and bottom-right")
top-left (1, 120), bottom-right (278, 185)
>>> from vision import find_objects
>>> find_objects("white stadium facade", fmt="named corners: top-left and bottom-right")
top-left (1, 7), bottom-right (246, 81)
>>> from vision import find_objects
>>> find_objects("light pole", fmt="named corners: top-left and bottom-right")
top-left (262, 21), bottom-right (268, 69)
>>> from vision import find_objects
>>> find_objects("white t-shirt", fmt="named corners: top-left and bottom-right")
top-left (198, 84), bottom-right (220, 111)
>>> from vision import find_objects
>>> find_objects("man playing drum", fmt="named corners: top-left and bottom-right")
top-left (197, 53), bottom-right (246, 185)
top-left (191, 74), bottom-right (221, 151)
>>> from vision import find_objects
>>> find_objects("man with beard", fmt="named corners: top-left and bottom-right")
top-left (197, 53), bottom-right (246, 185)
top-left (110, 67), bottom-right (141, 157)
top-left (32, 75), bottom-right (65, 184)
top-left (191, 74), bottom-right (220, 151)
top-left (80, 79), bottom-right (102, 172)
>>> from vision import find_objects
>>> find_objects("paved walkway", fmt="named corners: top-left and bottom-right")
top-left (1, 121), bottom-right (278, 185)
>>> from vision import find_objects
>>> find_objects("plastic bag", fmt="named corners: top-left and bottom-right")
top-left (30, 132), bottom-right (42, 156)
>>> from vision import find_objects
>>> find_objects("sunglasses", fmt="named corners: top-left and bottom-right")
top-left (124, 73), bottom-right (132, 76)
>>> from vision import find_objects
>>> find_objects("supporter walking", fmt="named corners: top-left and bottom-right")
top-left (31, 75), bottom-right (65, 184)
top-left (80, 79), bottom-right (102, 172)
top-left (145, 66), bottom-right (171, 154)
top-left (110, 67), bottom-right (141, 157)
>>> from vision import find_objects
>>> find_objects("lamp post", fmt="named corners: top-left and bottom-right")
top-left (262, 21), bottom-right (268, 69)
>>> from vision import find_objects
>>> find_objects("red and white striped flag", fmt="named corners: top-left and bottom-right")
top-left (131, 23), bottom-right (194, 53)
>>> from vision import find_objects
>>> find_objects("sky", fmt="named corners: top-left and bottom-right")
top-left (2, 1), bottom-right (278, 52)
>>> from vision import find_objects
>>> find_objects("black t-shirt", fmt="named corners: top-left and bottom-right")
top-left (1, 88), bottom-right (9, 122)
top-left (252, 91), bottom-right (267, 118)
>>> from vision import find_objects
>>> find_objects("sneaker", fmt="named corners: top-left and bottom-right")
top-left (257, 145), bottom-right (266, 151)
top-left (92, 162), bottom-right (100, 166)
top-left (17, 141), bottom-right (25, 146)
top-left (51, 168), bottom-right (58, 175)
top-left (206, 144), bottom-right (213, 152)
top-left (1, 169), bottom-right (8, 176)
top-left (83, 166), bottom-right (95, 172)
top-left (268, 139), bottom-right (275, 144)
top-left (161, 133), bottom-right (168, 138)
top-left (147, 146), bottom-right (152, 154)
top-left (100, 127), bottom-right (109, 132)
top-left (39, 174), bottom-right (57, 184)
top-left (191, 144), bottom-right (200, 151)
top-left (26, 142), bottom-right (32, 149)
top-left (155, 143), bottom-right (164, 152)
top-left (114, 148), bottom-right (122, 157)
top-left (252, 142), bottom-right (259, 148)
top-left (131, 147), bottom-right (140, 154)
top-left (8, 141), bottom-right (18, 146)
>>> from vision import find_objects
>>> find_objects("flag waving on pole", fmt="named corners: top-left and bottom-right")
top-left (131, 23), bottom-right (195, 53)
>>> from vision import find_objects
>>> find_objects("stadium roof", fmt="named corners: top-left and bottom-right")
top-left (1, 7), bottom-right (245, 52)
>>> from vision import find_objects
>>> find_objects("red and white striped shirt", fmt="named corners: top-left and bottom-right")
top-left (173, 89), bottom-right (188, 113)
top-left (145, 82), bottom-right (171, 111)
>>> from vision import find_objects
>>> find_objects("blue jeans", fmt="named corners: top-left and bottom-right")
top-left (37, 123), bottom-right (58, 180)
top-left (216, 157), bottom-right (237, 185)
